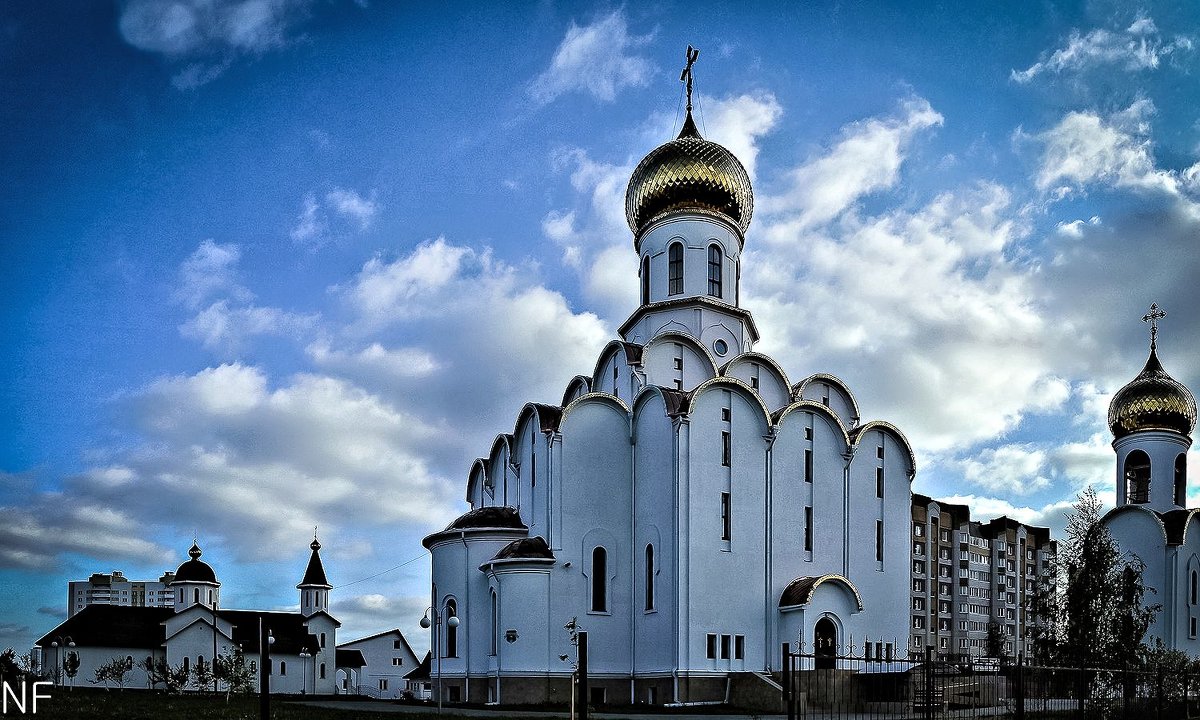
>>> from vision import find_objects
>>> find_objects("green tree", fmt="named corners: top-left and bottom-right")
top-left (163, 660), bottom-right (190, 694)
top-left (192, 656), bottom-right (214, 694)
top-left (63, 651), bottom-right (80, 689)
top-left (985, 621), bottom-right (1006, 660)
top-left (214, 648), bottom-right (256, 700)
top-left (1026, 553), bottom-right (1060, 664)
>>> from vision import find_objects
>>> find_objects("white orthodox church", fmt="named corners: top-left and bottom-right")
top-left (1103, 309), bottom-right (1200, 653)
top-left (423, 92), bottom-right (918, 707)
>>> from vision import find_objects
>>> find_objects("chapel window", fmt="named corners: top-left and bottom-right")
top-left (721, 493), bottom-right (732, 541)
top-left (591, 547), bottom-right (608, 612)
top-left (668, 242), bottom-right (683, 295)
top-left (707, 244), bottom-right (722, 298)
top-left (490, 589), bottom-right (498, 656)
top-left (445, 598), bottom-right (458, 656)
top-left (804, 506), bottom-right (813, 551)
top-left (645, 544), bottom-right (655, 611)
top-left (1176, 454), bottom-right (1187, 506)
top-left (641, 255), bottom-right (651, 304)
top-left (1125, 450), bottom-right (1151, 504)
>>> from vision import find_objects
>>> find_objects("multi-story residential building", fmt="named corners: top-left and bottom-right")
top-left (67, 570), bottom-right (177, 617)
top-left (911, 494), bottom-right (1056, 661)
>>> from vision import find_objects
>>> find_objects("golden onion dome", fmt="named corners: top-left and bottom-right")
top-left (1108, 347), bottom-right (1197, 439)
top-left (625, 111), bottom-right (754, 236)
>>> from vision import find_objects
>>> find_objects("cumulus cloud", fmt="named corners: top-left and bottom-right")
top-left (332, 593), bottom-right (429, 651)
top-left (118, 0), bottom-right (315, 87)
top-left (175, 239), bottom-right (250, 310)
top-left (528, 10), bottom-right (653, 104)
top-left (955, 444), bottom-right (1052, 495)
top-left (291, 188), bottom-right (379, 247)
top-left (181, 300), bottom-right (317, 352)
top-left (1012, 15), bottom-right (1193, 83)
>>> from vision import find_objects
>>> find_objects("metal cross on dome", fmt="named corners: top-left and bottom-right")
top-left (680, 45), bottom-right (699, 114)
top-left (1143, 302), bottom-right (1166, 351)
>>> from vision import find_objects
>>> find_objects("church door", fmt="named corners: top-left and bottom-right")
top-left (814, 617), bottom-right (837, 669)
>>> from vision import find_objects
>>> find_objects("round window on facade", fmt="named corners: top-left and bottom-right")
top-left (713, 339), bottom-right (728, 356)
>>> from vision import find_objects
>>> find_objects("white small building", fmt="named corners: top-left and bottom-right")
top-left (36, 538), bottom-right (341, 695)
top-left (336, 628), bottom-right (419, 698)
top-left (1103, 324), bottom-right (1200, 653)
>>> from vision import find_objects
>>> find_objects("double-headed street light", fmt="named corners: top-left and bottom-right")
top-left (299, 649), bottom-right (311, 695)
top-left (420, 590), bottom-right (460, 714)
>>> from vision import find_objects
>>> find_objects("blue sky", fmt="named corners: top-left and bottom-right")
top-left (5, 1), bottom-right (1200, 653)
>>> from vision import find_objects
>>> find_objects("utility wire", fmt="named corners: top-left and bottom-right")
top-left (335, 552), bottom-right (426, 590)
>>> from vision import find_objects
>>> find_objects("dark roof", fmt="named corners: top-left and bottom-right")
top-left (216, 609), bottom-right (322, 655)
top-left (492, 536), bottom-right (555, 561)
top-left (298, 538), bottom-right (331, 588)
top-left (445, 506), bottom-right (526, 531)
top-left (1162, 508), bottom-right (1192, 545)
top-left (779, 577), bottom-right (819, 608)
top-left (173, 543), bottom-right (218, 584)
top-left (335, 648), bottom-right (366, 668)
top-left (620, 341), bottom-right (644, 365)
top-left (403, 652), bottom-right (431, 680)
top-left (36, 605), bottom-right (173, 649)
top-left (526, 403), bottom-right (563, 433)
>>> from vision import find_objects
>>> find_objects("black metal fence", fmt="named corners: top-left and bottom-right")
top-left (782, 644), bottom-right (1200, 719)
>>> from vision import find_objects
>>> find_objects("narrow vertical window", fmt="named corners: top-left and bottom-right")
top-left (804, 506), bottom-right (813, 551)
top-left (707, 244), bottom-right (722, 298)
top-left (280, 661), bottom-right (286, 676)
top-left (1192, 570), bottom-right (1197, 606)
top-left (721, 492), bottom-right (732, 541)
top-left (490, 589), bottom-right (498, 656)
top-left (320, 663), bottom-right (326, 679)
top-left (668, 242), bottom-right (683, 295)
top-left (1176, 454), bottom-right (1188, 507)
top-left (721, 431), bottom-right (731, 467)
top-left (645, 544), bottom-right (655, 611)
top-left (194, 588), bottom-right (199, 604)
top-left (641, 255), bottom-right (651, 304)
top-left (804, 449), bottom-right (813, 483)
top-left (612, 364), bottom-right (619, 399)
top-left (876, 467), bottom-right (884, 498)
top-left (706, 633), bottom-right (717, 659)
top-left (320, 632), bottom-right (326, 648)
top-left (445, 599), bottom-right (458, 657)
top-left (591, 547), bottom-right (608, 612)
top-left (720, 634), bottom-right (731, 659)
top-left (1125, 450), bottom-right (1151, 503)
top-left (734, 635), bottom-right (745, 660)
top-left (876, 520), bottom-right (884, 561)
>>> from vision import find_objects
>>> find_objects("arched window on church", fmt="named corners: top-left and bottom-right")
top-left (1176, 454), bottom-right (1187, 507)
top-left (707, 244), bottom-right (722, 298)
top-left (489, 589), bottom-right (498, 657)
top-left (1125, 450), bottom-right (1151, 504)
top-left (445, 598), bottom-right (458, 657)
top-left (1191, 569), bottom-right (1197, 606)
top-left (591, 546), bottom-right (608, 613)
top-left (641, 256), bottom-right (651, 304)
top-left (645, 544), bottom-right (655, 611)
top-left (194, 588), bottom-right (200, 604)
top-left (668, 242), bottom-right (683, 295)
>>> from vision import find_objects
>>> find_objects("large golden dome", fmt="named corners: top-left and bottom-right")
top-left (625, 112), bottom-right (753, 236)
top-left (1108, 347), bottom-right (1196, 439)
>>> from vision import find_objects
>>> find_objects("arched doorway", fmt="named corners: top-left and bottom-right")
top-left (814, 617), bottom-right (837, 669)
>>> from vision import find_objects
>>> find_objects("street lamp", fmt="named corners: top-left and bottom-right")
top-left (299, 649), bottom-right (311, 695)
top-left (259, 623), bottom-right (275, 720)
top-left (49, 636), bottom-right (74, 688)
top-left (420, 591), bottom-right (460, 714)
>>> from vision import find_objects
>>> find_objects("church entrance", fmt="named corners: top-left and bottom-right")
top-left (814, 617), bottom-right (836, 669)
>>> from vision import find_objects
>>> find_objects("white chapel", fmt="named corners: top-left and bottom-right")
top-left (423, 82), bottom-right (919, 706)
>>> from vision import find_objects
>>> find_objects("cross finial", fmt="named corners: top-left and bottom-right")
top-left (1142, 302), bottom-right (1167, 351)
top-left (680, 45), bottom-right (699, 114)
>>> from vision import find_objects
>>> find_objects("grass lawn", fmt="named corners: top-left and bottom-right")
top-left (23, 688), bottom-right (415, 719)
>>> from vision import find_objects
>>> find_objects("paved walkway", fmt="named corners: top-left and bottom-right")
top-left (295, 700), bottom-right (785, 720)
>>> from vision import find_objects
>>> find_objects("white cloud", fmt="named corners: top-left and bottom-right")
top-left (693, 92), bottom-right (783, 181)
top-left (937, 494), bottom-right (1083, 536)
top-left (325, 188), bottom-right (378, 230)
top-left (955, 444), bottom-right (1052, 495)
top-left (1055, 216), bottom-right (1101, 238)
top-left (181, 300), bottom-right (317, 353)
top-left (174, 239), bottom-right (252, 310)
top-left (291, 188), bottom-right (379, 247)
top-left (528, 11), bottom-right (652, 104)
top-left (1012, 15), bottom-right (1193, 83)
top-left (308, 340), bottom-right (442, 379)
top-left (119, 0), bottom-right (309, 56)
top-left (290, 194), bottom-right (325, 244)
top-left (760, 97), bottom-right (943, 232)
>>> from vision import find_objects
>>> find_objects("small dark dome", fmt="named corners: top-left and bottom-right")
top-left (446, 506), bottom-right (527, 531)
top-left (172, 542), bottom-right (218, 584)
top-left (492, 536), bottom-right (555, 561)
top-left (1109, 348), bottom-right (1196, 439)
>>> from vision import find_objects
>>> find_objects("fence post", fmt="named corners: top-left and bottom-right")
top-left (1156, 664), bottom-right (1163, 720)
top-left (782, 642), bottom-right (793, 720)
top-left (1078, 659), bottom-right (1087, 718)
top-left (578, 631), bottom-right (588, 720)
top-left (925, 645), bottom-right (935, 720)
top-left (1015, 653), bottom-right (1024, 720)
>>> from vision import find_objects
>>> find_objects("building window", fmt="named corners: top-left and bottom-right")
top-left (645, 544), bottom-right (655, 611)
top-left (1192, 570), bottom-right (1197, 606)
top-left (734, 635), bottom-right (745, 660)
top-left (320, 663), bottom-right (326, 679)
top-left (445, 598), bottom-right (458, 656)
top-left (379, 679), bottom-right (388, 691)
top-left (194, 588), bottom-right (200, 604)
top-left (279, 661), bottom-right (286, 676)
top-left (877, 444), bottom-right (884, 459)
top-left (721, 407), bottom-right (730, 422)
top-left (876, 521), bottom-right (884, 561)
top-left (393, 639), bottom-right (402, 650)
top-left (320, 632), bottom-right (325, 648)
top-left (392, 657), bottom-right (403, 666)
top-left (1193, 617), bottom-right (1197, 639)
top-left (668, 242), bottom-right (683, 295)
top-left (720, 634), bottom-right (731, 659)
top-left (1125, 450), bottom-right (1151, 504)
top-left (1177, 454), bottom-right (1188, 506)
top-left (876, 467), bottom-right (884, 498)
top-left (490, 589), bottom-right (498, 656)
top-left (591, 547), bottom-right (608, 612)
top-left (708, 244), bottom-right (722, 298)
top-left (804, 449), bottom-right (813, 483)
top-left (641, 255), bottom-right (650, 304)
top-left (804, 506), bottom-right (813, 551)
top-left (612, 364), bottom-right (619, 398)
top-left (721, 493), bottom-right (732, 541)
top-left (706, 633), bottom-right (717, 659)
top-left (721, 431), bottom-right (731, 467)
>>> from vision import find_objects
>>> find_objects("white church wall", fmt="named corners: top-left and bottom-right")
top-left (1107, 508), bottom-right (1170, 648)
top-left (489, 567), bottom-right (552, 676)
top-left (487, 437), bottom-right (515, 511)
top-left (686, 384), bottom-right (769, 671)
top-left (797, 378), bottom-right (858, 429)
top-left (1113, 432), bottom-right (1191, 512)
top-left (643, 334), bottom-right (716, 392)
top-left (633, 390), bottom-right (677, 673)
top-left (722, 355), bottom-right (790, 411)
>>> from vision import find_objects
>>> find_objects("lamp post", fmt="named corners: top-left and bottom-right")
top-left (299, 649), bottom-right (311, 695)
top-left (259, 622), bottom-right (274, 720)
top-left (49, 636), bottom-right (74, 688)
top-left (420, 588), bottom-right (460, 714)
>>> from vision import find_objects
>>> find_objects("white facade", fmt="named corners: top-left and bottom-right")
top-left (336, 629), bottom-right (420, 698)
top-left (424, 109), bottom-right (919, 707)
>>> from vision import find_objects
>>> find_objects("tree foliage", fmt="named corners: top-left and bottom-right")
top-left (89, 656), bottom-right (133, 690)
top-left (192, 656), bottom-right (214, 694)
top-left (214, 648), bottom-right (256, 699)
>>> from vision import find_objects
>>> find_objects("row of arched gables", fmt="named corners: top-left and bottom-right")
top-left (465, 333), bottom-right (917, 505)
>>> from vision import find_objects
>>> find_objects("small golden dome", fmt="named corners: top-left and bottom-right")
top-left (1108, 347), bottom-right (1197, 439)
top-left (625, 112), bottom-right (754, 236)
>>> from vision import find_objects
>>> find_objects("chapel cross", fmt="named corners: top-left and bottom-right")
top-left (1142, 302), bottom-right (1167, 351)
top-left (680, 45), bottom-right (699, 113)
